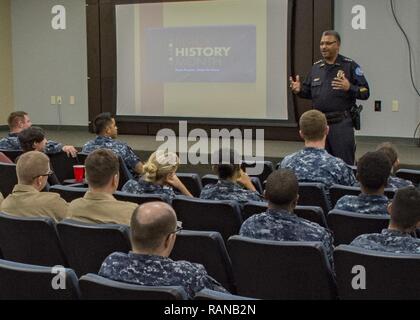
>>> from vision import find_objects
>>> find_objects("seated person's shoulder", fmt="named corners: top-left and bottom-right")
top-left (102, 252), bottom-right (128, 265)
top-left (202, 183), bottom-right (216, 190)
top-left (115, 198), bottom-right (138, 209)
top-left (41, 191), bottom-right (67, 203)
top-left (122, 179), bottom-right (140, 190)
top-left (281, 152), bottom-right (298, 165)
top-left (241, 212), bottom-right (266, 228)
top-left (171, 259), bottom-right (207, 276)
top-left (200, 183), bottom-right (217, 195)
top-left (298, 216), bottom-right (330, 235)
top-left (336, 194), bottom-right (358, 205)
top-left (111, 139), bottom-right (129, 149)
top-left (330, 155), bottom-right (350, 168)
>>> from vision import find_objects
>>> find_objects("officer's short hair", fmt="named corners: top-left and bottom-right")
top-left (391, 187), bottom-right (420, 229)
top-left (212, 148), bottom-right (241, 180)
top-left (18, 126), bottom-right (45, 152)
top-left (85, 149), bottom-right (119, 188)
top-left (299, 110), bottom-right (327, 141)
top-left (357, 151), bottom-right (392, 191)
top-left (8, 111), bottom-right (28, 130)
top-left (93, 112), bottom-right (114, 135)
top-left (130, 202), bottom-right (177, 250)
top-left (322, 30), bottom-right (341, 44)
top-left (265, 169), bottom-right (298, 206)
top-left (143, 150), bottom-right (179, 183)
top-left (16, 151), bottom-right (50, 185)
top-left (376, 142), bottom-right (398, 167)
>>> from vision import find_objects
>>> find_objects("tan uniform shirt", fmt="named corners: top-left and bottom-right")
top-left (0, 192), bottom-right (3, 206)
top-left (68, 191), bottom-right (137, 225)
top-left (1, 184), bottom-right (68, 222)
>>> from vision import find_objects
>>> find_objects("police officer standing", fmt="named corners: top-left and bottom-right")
top-left (290, 30), bottom-right (370, 165)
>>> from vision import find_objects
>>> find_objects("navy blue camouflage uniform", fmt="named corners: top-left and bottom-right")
top-left (298, 54), bottom-right (370, 165)
top-left (200, 180), bottom-right (264, 204)
top-left (353, 176), bottom-right (413, 190)
top-left (240, 208), bottom-right (335, 267)
top-left (82, 136), bottom-right (141, 176)
top-left (99, 252), bottom-right (228, 299)
top-left (335, 194), bottom-right (389, 215)
top-left (0, 132), bottom-right (63, 154)
top-left (280, 147), bottom-right (356, 189)
top-left (387, 176), bottom-right (414, 189)
top-left (122, 178), bottom-right (177, 202)
top-left (350, 229), bottom-right (420, 254)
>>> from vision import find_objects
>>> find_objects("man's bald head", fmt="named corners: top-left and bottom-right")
top-left (130, 202), bottom-right (177, 251)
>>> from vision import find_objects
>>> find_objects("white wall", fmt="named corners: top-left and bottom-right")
top-left (9, 0), bottom-right (420, 136)
top-left (335, 0), bottom-right (420, 138)
top-left (11, 0), bottom-right (88, 126)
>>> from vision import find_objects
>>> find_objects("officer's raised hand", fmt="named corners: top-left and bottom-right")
top-left (332, 74), bottom-right (351, 91)
top-left (289, 75), bottom-right (301, 94)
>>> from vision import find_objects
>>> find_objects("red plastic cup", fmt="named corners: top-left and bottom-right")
top-left (73, 165), bottom-right (85, 182)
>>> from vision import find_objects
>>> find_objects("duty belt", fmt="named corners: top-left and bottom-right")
top-left (324, 110), bottom-right (350, 125)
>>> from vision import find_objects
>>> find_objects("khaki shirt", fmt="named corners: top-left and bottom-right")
top-left (0, 192), bottom-right (3, 206)
top-left (68, 191), bottom-right (137, 225)
top-left (1, 185), bottom-right (68, 222)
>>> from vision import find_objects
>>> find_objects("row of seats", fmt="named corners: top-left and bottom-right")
top-left (0, 151), bottom-right (132, 195)
top-left (2, 148), bottom-right (420, 189)
top-left (0, 259), bottom-right (250, 300)
top-left (1, 151), bottom-right (419, 202)
top-left (0, 151), bottom-right (274, 195)
top-left (2, 233), bottom-right (420, 300)
top-left (0, 179), bottom-right (386, 247)
top-left (0, 209), bottom-right (391, 297)
top-left (48, 186), bottom-right (391, 245)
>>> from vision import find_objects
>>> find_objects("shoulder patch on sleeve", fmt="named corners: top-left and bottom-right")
top-left (355, 67), bottom-right (364, 76)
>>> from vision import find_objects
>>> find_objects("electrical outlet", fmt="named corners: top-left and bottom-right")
top-left (374, 100), bottom-right (381, 112)
top-left (392, 100), bottom-right (399, 112)
top-left (57, 96), bottom-right (62, 105)
top-left (50, 96), bottom-right (56, 105)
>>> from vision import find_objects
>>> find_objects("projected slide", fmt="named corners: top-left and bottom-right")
top-left (116, 0), bottom-right (290, 121)
top-left (145, 25), bottom-right (256, 82)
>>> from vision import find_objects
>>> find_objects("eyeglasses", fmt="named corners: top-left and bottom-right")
top-left (32, 169), bottom-right (54, 180)
top-left (320, 41), bottom-right (337, 46)
top-left (169, 221), bottom-right (183, 234)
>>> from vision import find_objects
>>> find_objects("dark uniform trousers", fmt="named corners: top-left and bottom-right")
top-left (325, 115), bottom-right (355, 166)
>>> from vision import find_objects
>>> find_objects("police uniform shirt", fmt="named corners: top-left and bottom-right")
top-left (240, 208), bottom-right (334, 267)
top-left (99, 252), bottom-right (228, 299)
top-left (1, 184), bottom-right (68, 222)
top-left (280, 147), bottom-right (356, 189)
top-left (199, 180), bottom-right (264, 204)
top-left (334, 194), bottom-right (389, 215)
top-left (0, 132), bottom-right (63, 154)
top-left (82, 136), bottom-right (141, 176)
top-left (122, 179), bottom-right (176, 202)
top-left (350, 229), bottom-right (420, 254)
top-left (68, 191), bottom-right (138, 225)
top-left (298, 54), bottom-right (370, 113)
top-left (387, 176), bottom-right (414, 189)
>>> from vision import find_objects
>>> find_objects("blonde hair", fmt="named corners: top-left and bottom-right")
top-left (16, 151), bottom-right (50, 185)
top-left (299, 110), bottom-right (327, 141)
top-left (143, 150), bottom-right (179, 183)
